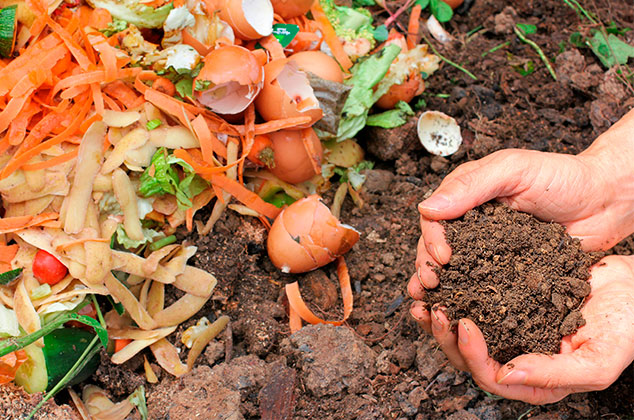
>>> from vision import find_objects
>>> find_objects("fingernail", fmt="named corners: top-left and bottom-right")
top-left (458, 320), bottom-right (469, 344)
top-left (431, 244), bottom-right (442, 262)
top-left (431, 310), bottom-right (444, 332)
top-left (497, 369), bottom-right (527, 385)
top-left (410, 302), bottom-right (427, 321)
top-left (420, 195), bottom-right (452, 212)
top-left (417, 266), bottom-right (424, 283)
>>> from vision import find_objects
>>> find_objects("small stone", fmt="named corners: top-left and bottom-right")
top-left (363, 169), bottom-right (394, 193)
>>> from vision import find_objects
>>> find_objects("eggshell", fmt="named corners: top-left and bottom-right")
top-left (219, 0), bottom-right (274, 40)
top-left (289, 51), bottom-right (343, 83)
top-left (270, 0), bottom-right (314, 19)
top-left (267, 195), bottom-right (360, 273)
top-left (254, 58), bottom-right (323, 127)
top-left (194, 45), bottom-right (264, 115)
top-left (375, 71), bottom-right (424, 110)
top-left (269, 128), bottom-right (322, 184)
top-left (417, 111), bottom-right (462, 156)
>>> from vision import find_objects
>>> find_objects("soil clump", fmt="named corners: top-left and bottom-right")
top-left (426, 203), bottom-right (601, 362)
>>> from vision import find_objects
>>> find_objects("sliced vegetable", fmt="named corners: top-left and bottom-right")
top-left (32, 250), bottom-right (67, 285)
top-left (14, 328), bottom-right (100, 393)
top-left (0, 5), bottom-right (17, 58)
top-left (0, 267), bottom-right (22, 285)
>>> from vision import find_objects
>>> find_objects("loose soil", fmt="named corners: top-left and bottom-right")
top-left (3, 0), bottom-right (634, 419)
top-left (425, 203), bottom-right (599, 363)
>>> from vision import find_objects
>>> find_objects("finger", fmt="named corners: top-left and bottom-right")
top-left (416, 248), bottom-right (440, 289)
top-left (421, 217), bottom-right (451, 265)
top-left (496, 347), bottom-right (621, 392)
top-left (407, 272), bottom-right (426, 300)
top-left (457, 319), bottom-right (571, 404)
top-left (410, 301), bottom-right (431, 334)
top-left (431, 308), bottom-right (468, 371)
top-left (418, 151), bottom-right (529, 221)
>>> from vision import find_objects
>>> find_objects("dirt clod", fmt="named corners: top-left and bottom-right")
top-left (426, 203), bottom-right (600, 362)
top-left (282, 324), bottom-right (376, 397)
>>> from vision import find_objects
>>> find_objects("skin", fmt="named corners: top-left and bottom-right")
top-left (408, 108), bottom-right (634, 404)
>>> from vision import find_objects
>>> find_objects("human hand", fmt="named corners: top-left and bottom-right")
top-left (408, 146), bottom-right (634, 298)
top-left (410, 255), bottom-right (634, 404)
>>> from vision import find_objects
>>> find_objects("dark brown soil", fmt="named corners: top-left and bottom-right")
top-left (4, 0), bottom-right (634, 419)
top-left (425, 203), bottom-right (600, 363)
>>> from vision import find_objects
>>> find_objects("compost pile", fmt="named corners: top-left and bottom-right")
top-left (425, 202), bottom-right (601, 363)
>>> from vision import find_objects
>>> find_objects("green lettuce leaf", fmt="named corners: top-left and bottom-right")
top-left (337, 44), bottom-right (401, 141)
top-left (115, 225), bottom-right (165, 250)
top-left (139, 148), bottom-right (209, 209)
top-left (366, 101), bottom-right (415, 128)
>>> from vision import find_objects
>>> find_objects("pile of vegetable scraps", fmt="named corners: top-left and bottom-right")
top-left (0, 0), bottom-right (440, 417)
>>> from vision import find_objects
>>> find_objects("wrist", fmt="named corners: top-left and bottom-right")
top-left (579, 109), bottom-right (634, 246)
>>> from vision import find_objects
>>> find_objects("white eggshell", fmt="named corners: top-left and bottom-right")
top-left (417, 111), bottom-right (462, 157)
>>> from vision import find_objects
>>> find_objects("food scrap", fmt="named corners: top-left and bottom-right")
top-left (0, 0), bottom-right (444, 414)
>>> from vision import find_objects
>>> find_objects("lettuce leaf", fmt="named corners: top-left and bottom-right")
top-left (139, 148), bottom-right (208, 210)
top-left (85, 0), bottom-right (173, 28)
top-left (366, 101), bottom-right (415, 128)
top-left (115, 224), bottom-right (165, 250)
top-left (337, 44), bottom-right (401, 141)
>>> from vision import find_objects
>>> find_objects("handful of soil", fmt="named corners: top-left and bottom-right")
top-left (425, 203), bottom-right (601, 363)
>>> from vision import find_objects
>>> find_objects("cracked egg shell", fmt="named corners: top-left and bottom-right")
top-left (267, 195), bottom-right (359, 273)
top-left (289, 51), bottom-right (343, 83)
top-left (269, 128), bottom-right (322, 184)
top-left (219, 0), bottom-right (274, 40)
top-left (254, 58), bottom-right (323, 128)
top-left (193, 45), bottom-right (264, 115)
top-left (270, 0), bottom-right (315, 19)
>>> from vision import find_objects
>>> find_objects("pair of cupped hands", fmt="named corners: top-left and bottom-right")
top-left (408, 113), bottom-right (634, 404)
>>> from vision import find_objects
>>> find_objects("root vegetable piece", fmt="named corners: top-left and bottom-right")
top-left (267, 195), bottom-right (359, 273)
top-left (194, 45), bottom-right (264, 115)
top-left (219, 0), bottom-right (274, 41)
top-left (269, 128), bottom-right (322, 184)
top-left (289, 51), bottom-right (343, 83)
top-left (255, 58), bottom-right (323, 127)
top-left (270, 0), bottom-right (314, 19)
top-left (417, 111), bottom-right (462, 156)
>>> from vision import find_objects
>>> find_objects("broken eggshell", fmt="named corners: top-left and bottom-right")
top-left (289, 51), bottom-right (343, 83)
top-left (193, 45), bottom-right (264, 115)
top-left (219, 0), bottom-right (274, 41)
top-left (269, 128), bottom-right (323, 184)
top-left (255, 58), bottom-right (323, 127)
top-left (270, 0), bottom-right (314, 19)
top-left (267, 195), bottom-right (360, 273)
top-left (417, 111), bottom-right (463, 157)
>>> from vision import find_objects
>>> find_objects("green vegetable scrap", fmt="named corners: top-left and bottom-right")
top-left (320, 0), bottom-right (376, 50)
top-left (366, 101), bottom-right (415, 128)
top-left (0, 4), bottom-right (17, 58)
top-left (415, 0), bottom-right (453, 23)
top-left (85, 0), bottom-right (174, 28)
top-left (100, 18), bottom-right (129, 37)
top-left (588, 31), bottom-right (634, 68)
top-left (139, 148), bottom-right (209, 209)
top-left (337, 44), bottom-right (402, 141)
top-left (115, 224), bottom-right (165, 250)
top-left (0, 267), bottom-right (22, 285)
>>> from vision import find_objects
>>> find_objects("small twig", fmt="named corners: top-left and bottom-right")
top-left (384, 0), bottom-right (416, 28)
top-left (517, 407), bottom-right (535, 420)
top-left (422, 33), bottom-right (478, 80)
top-left (513, 26), bottom-right (557, 81)
top-left (481, 41), bottom-right (510, 58)
top-left (563, 0), bottom-right (598, 24)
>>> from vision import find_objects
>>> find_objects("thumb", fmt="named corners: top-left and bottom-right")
top-left (418, 151), bottom-right (530, 220)
top-left (496, 348), bottom-right (617, 391)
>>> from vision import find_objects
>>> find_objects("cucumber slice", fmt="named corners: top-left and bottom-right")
top-left (0, 5), bottom-right (17, 58)
top-left (14, 328), bottom-right (100, 393)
